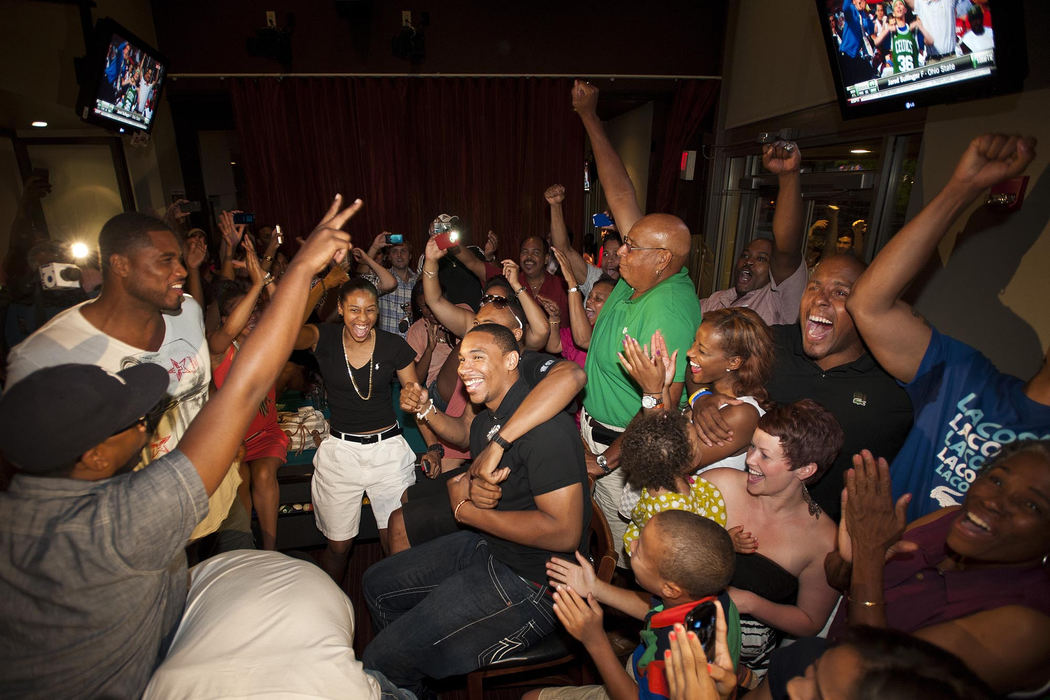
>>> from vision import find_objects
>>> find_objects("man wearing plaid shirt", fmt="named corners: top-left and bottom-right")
top-left (362, 233), bottom-right (418, 338)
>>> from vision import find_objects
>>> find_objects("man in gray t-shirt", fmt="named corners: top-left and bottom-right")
top-left (0, 194), bottom-right (365, 698)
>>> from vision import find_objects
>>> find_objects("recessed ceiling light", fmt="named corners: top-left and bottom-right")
top-left (850, 148), bottom-right (871, 154)
top-left (229, 161), bottom-right (237, 165)
top-left (31, 121), bottom-right (48, 128)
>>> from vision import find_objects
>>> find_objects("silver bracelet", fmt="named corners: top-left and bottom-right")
top-left (416, 399), bottom-right (435, 421)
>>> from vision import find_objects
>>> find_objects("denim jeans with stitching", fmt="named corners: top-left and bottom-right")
top-left (362, 531), bottom-right (556, 694)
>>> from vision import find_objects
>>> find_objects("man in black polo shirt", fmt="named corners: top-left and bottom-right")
top-left (695, 255), bottom-right (913, 518)
top-left (362, 323), bottom-right (590, 696)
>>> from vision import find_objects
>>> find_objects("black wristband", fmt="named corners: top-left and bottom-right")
top-left (491, 431), bottom-right (512, 450)
top-left (426, 443), bottom-right (445, 457)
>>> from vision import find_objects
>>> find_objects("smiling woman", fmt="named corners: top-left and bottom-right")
top-left (773, 440), bottom-right (1050, 697)
top-left (293, 276), bottom-right (420, 581)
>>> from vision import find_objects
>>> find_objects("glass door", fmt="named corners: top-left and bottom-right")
top-left (711, 133), bottom-right (922, 292)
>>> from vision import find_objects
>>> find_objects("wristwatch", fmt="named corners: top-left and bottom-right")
top-left (487, 423), bottom-right (512, 450)
top-left (596, 454), bottom-right (612, 475)
top-left (641, 393), bottom-right (664, 410)
top-left (491, 431), bottom-right (512, 450)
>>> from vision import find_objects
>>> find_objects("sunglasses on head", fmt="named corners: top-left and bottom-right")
top-left (478, 295), bottom-right (524, 330)
top-left (479, 294), bottom-right (510, 308)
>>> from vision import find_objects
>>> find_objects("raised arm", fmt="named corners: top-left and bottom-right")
top-left (180, 195), bottom-right (362, 495)
top-left (872, 16), bottom-right (895, 46)
top-left (847, 134), bottom-right (1036, 382)
top-left (552, 246), bottom-right (594, 348)
top-left (183, 234), bottom-right (207, 306)
top-left (208, 243), bottom-right (265, 355)
top-left (545, 184), bottom-right (588, 283)
top-left (572, 80), bottom-right (643, 235)
top-left (354, 247), bottom-right (396, 293)
top-left (537, 295), bottom-right (563, 354)
top-left (217, 210), bottom-right (245, 281)
top-left (421, 239), bottom-right (474, 336)
top-left (299, 263), bottom-right (350, 328)
top-left (451, 240), bottom-right (488, 282)
top-left (762, 140), bottom-right (805, 283)
top-left (259, 225), bottom-right (283, 273)
top-left (502, 258), bottom-right (550, 351)
top-left (360, 232), bottom-right (391, 274)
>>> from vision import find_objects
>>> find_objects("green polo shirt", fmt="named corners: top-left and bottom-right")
top-left (583, 268), bottom-right (701, 428)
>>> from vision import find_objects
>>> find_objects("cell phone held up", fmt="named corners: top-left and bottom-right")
top-left (683, 599), bottom-right (718, 659)
top-left (434, 230), bottom-right (459, 250)
top-left (592, 212), bottom-right (614, 228)
top-left (233, 212), bottom-right (255, 225)
top-left (385, 233), bottom-right (404, 245)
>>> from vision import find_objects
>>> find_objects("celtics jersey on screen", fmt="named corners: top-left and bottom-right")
top-left (891, 25), bottom-right (920, 73)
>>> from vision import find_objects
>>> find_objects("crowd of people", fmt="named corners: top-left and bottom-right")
top-left (0, 81), bottom-right (1047, 700)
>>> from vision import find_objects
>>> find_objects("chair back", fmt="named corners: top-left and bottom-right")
top-left (587, 497), bottom-right (617, 584)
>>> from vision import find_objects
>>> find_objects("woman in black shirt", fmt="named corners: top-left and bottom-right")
top-left (295, 278), bottom-right (419, 582)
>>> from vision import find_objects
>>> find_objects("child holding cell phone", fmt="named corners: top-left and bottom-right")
top-left (531, 510), bottom-right (741, 700)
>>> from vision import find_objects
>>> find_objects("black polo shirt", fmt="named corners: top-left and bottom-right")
top-left (766, 324), bottom-right (913, 519)
top-left (469, 377), bottom-right (591, 583)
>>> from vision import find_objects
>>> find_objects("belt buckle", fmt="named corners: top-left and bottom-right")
top-left (364, 433), bottom-right (380, 444)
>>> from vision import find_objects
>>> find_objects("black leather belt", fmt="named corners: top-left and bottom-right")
top-left (331, 423), bottom-right (401, 444)
top-left (585, 413), bottom-right (623, 446)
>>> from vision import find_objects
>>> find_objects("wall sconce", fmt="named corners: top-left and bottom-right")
top-left (986, 176), bottom-right (1028, 211)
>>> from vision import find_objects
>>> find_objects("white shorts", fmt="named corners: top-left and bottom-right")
top-left (311, 433), bottom-right (416, 540)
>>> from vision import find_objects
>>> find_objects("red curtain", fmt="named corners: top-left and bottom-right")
top-left (652, 80), bottom-right (720, 215)
top-left (230, 77), bottom-right (584, 258)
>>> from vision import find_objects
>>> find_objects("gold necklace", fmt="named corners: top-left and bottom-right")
top-left (342, 327), bottom-right (375, 401)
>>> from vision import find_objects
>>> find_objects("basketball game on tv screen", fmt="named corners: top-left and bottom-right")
top-left (821, 0), bottom-right (997, 110)
top-left (91, 33), bottom-right (166, 132)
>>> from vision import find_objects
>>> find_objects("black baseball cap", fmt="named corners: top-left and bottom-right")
top-left (0, 363), bottom-right (170, 474)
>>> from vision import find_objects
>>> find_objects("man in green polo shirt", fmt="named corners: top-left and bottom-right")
top-left (581, 214), bottom-right (700, 562)
top-left (573, 80), bottom-right (702, 562)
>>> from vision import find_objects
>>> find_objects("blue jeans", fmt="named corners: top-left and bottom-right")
top-left (362, 531), bottom-right (557, 694)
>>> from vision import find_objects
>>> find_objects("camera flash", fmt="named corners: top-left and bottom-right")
top-left (71, 242), bottom-right (89, 259)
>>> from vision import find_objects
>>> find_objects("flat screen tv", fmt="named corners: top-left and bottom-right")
top-left (76, 18), bottom-right (168, 134)
top-left (814, 0), bottom-right (1027, 120)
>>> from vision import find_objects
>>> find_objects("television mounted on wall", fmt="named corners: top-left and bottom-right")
top-left (75, 18), bottom-right (168, 134)
top-left (814, 0), bottom-right (1027, 120)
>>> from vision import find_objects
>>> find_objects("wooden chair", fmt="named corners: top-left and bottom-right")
top-left (465, 498), bottom-right (617, 699)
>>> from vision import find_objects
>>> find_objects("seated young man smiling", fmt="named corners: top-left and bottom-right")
top-left (362, 323), bottom-right (591, 697)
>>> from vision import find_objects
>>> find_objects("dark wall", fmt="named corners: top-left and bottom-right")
top-left (150, 0), bottom-right (725, 77)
